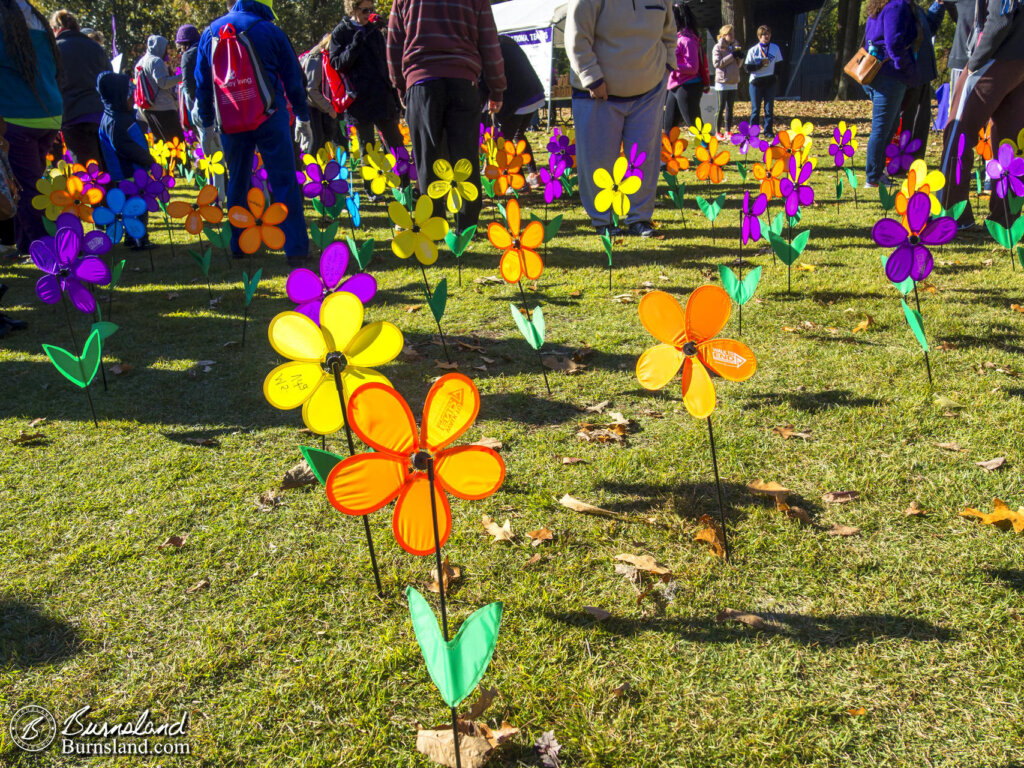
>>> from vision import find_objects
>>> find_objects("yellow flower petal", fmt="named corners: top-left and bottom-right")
top-left (388, 201), bottom-right (413, 230)
top-left (420, 216), bottom-right (449, 242)
top-left (345, 321), bottom-right (403, 367)
top-left (302, 376), bottom-right (345, 435)
top-left (319, 291), bottom-right (363, 353)
top-left (268, 311), bottom-right (327, 362)
top-left (263, 361), bottom-right (325, 410)
top-left (593, 167), bottom-right (613, 191)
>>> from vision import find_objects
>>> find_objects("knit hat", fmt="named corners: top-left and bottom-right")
top-left (175, 24), bottom-right (199, 45)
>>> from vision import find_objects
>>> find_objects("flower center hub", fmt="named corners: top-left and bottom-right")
top-left (57, 267), bottom-right (70, 278)
top-left (410, 450), bottom-right (432, 471)
top-left (909, 234), bottom-right (920, 245)
top-left (682, 341), bottom-right (698, 357)
top-left (323, 351), bottom-right (347, 373)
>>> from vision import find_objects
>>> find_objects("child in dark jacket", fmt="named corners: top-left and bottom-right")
top-left (97, 71), bottom-right (155, 181)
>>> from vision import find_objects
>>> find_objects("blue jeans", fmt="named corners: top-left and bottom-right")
top-left (749, 77), bottom-right (777, 136)
top-left (862, 74), bottom-right (908, 185)
top-left (573, 76), bottom-right (666, 228)
top-left (221, 108), bottom-right (308, 259)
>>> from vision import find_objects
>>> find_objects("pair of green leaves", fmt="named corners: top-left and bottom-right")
top-left (844, 167), bottom-right (858, 189)
top-left (444, 225), bottom-right (477, 258)
top-left (428, 278), bottom-right (448, 323)
top-left (204, 222), bottom-right (231, 251)
top-left (189, 247), bottom-right (212, 277)
top-left (391, 184), bottom-right (415, 208)
top-left (940, 200), bottom-right (968, 222)
top-left (718, 265), bottom-right (762, 306)
top-left (511, 303), bottom-right (545, 350)
top-left (560, 168), bottom-right (577, 198)
top-left (243, 268), bottom-right (262, 307)
top-left (110, 259), bottom-right (126, 289)
top-left (767, 230), bottom-right (811, 266)
top-left (985, 216), bottom-right (1024, 250)
top-left (736, 161), bottom-right (749, 182)
top-left (902, 299), bottom-right (928, 353)
top-left (407, 586), bottom-right (503, 708)
top-left (344, 236), bottom-right (375, 271)
top-left (835, 178), bottom-right (844, 200)
top-left (878, 185), bottom-right (897, 211)
top-left (311, 196), bottom-right (345, 220)
top-left (310, 220), bottom-right (340, 251)
top-left (696, 193), bottom-right (727, 223)
top-left (43, 328), bottom-right (102, 389)
top-left (481, 177), bottom-right (496, 199)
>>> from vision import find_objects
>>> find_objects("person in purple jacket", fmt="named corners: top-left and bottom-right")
top-left (861, 0), bottom-right (920, 187)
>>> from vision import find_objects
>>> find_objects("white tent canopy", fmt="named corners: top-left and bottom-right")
top-left (492, 0), bottom-right (568, 40)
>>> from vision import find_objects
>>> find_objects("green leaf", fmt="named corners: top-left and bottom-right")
top-left (878, 185), bottom-right (896, 211)
top-left (406, 586), bottom-right (503, 709)
top-left (879, 254), bottom-right (914, 295)
top-left (667, 189), bottom-right (685, 209)
top-left (312, 197), bottom-right (326, 218)
top-left (510, 303), bottom-right (543, 350)
top-left (110, 259), bottom-right (125, 288)
top-left (1010, 216), bottom-right (1024, 247)
top-left (42, 328), bottom-right (101, 389)
top-left (243, 268), bottom-right (263, 307)
top-left (736, 161), bottom-right (748, 182)
top-left (786, 209), bottom-right (802, 227)
top-left (941, 201), bottom-right (968, 222)
top-left (844, 167), bottom-right (858, 188)
top-left (975, 169), bottom-right (982, 195)
top-left (496, 201), bottom-right (507, 225)
top-left (530, 305), bottom-right (545, 349)
top-left (445, 225), bottom-right (477, 257)
top-left (719, 265), bottom-right (762, 305)
top-left (188, 247), bottom-right (211, 276)
top-left (346, 236), bottom-right (375, 271)
top-left (327, 197), bottom-right (346, 219)
top-left (428, 277), bottom-right (448, 323)
top-left (901, 299), bottom-right (929, 353)
top-left (768, 232), bottom-right (800, 266)
top-left (718, 265), bottom-right (739, 301)
top-left (696, 195), bottom-right (711, 219)
top-left (835, 179), bottom-right (844, 199)
top-left (770, 211), bottom-right (786, 236)
top-left (791, 229), bottom-right (811, 255)
top-left (600, 232), bottom-right (613, 266)
top-left (544, 215), bottom-right (563, 243)
top-left (481, 177), bottom-right (495, 199)
top-left (204, 223), bottom-right (230, 250)
top-left (299, 446), bottom-right (346, 486)
top-left (90, 320), bottom-right (119, 341)
top-left (1018, 246), bottom-right (1024, 271)
top-left (986, 219), bottom-right (1012, 249)
top-left (42, 216), bottom-right (56, 236)
top-left (661, 171), bottom-right (679, 190)
top-left (1009, 193), bottom-right (1024, 217)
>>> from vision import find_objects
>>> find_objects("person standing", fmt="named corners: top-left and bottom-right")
top-left (51, 9), bottom-right (111, 166)
top-left (664, 4), bottom-right (707, 134)
top-left (712, 24), bottom-right (742, 138)
top-left (939, 0), bottom-right (1024, 228)
top-left (300, 34), bottom-right (340, 155)
top-left (859, 0), bottom-right (918, 188)
top-left (387, 0), bottom-right (505, 230)
top-left (493, 34), bottom-right (545, 185)
top-left (899, 2), bottom-right (946, 163)
top-left (134, 34), bottom-right (183, 142)
top-left (744, 26), bottom-right (783, 139)
top-left (176, 24), bottom-right (200, 131)
top-left (567, 0), bottom-right (675, 237)
top-left (0, 0), bottom-right (62, 255)
top-left (194, 0), bottom-right (312, 265)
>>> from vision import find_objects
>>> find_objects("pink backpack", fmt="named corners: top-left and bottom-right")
top-left (133, 64), bottom-right (157, 110)
top-left (211, 23), bottom-right (274, 134)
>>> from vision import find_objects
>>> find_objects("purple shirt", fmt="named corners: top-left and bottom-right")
top-left (864, 0), bottom-right (919, 85)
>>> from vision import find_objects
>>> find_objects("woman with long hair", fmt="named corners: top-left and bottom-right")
top-left (712, 24), bottom-right (742, 137)
top-left (0, 0), bottom-right (62, 254)
top-left (664, 4), bottom-right (709, 133)
top-left (300, 33), bottom-right (342, 155)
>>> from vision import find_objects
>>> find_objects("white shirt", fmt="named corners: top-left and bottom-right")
top-left (744, 42), bottom-right (783, 80)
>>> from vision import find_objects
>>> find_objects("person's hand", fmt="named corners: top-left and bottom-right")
top-left (329, 108), bottom-right (338, 119)
top-left (588, 81), bottom-right (608, 100)
top-left (368, 12), bottom-right (385, 27)
top-left (294, 120), bottom-right (314, 154)
top-left (487, 99), bottom-right (502, 114)
top-left (201, 126), bottom-right (221, 157)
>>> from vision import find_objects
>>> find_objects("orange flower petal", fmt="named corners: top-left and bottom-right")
top-left (421, 372), bottom-right (479, 452)
top-left (681, 357), bottom-right (716, 419)
top-left (262, 202), bottom-right (288, 227)
top-left (488, 222), bottom-right (512, 249)
top-left (238, 226), bottom-right (262, 254)
top-left (347, 382), bottom-right (419, 455)
top-left (435, 445), bottom-right (505, 500)
top-left (638, 290), bottom-right (687, 346)
top-left (499, 249), bottom-right (523, 283)
top-left (521, 248), bottom-right (544, 281)
top-left (325, 453), bottom-right (406, 515)
top-left (228, 206), bottom-right (254, 229)
top-left (166, 200), bottom-right (191, 219)
top-left (202, 205), bottom-right (223, 224)
top-left (392, 474), bottom-right (451, 556)
top-left (261, 225), bottom-right (285, 251)
top-left (197, 185), bottom-right (219, 206)
top-left (636, 343), bottom-right (684, 391)
top-left (246, 187), bottom-right (265, 219)
top-left (184, 211), bottom-right (202, 235)
top-left (685, 285), bottom-right (730, 343)
top-left (520, 221), bottom-right (544, 250)
top-left (506, 197), bottom-right (521, 235)
top-left (699, 338), bottom-right (757, 382)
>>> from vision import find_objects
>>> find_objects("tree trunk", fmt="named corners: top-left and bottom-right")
top-left (834, 0), bottom-right (864, 99)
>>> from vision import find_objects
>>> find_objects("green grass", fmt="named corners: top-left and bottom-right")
top-left (2, 101), bottom-right (1024, 767)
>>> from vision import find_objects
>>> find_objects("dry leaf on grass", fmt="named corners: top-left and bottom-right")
top-left (417, 720), bottom-right (518, 768)
top-left (847, 707), bottom-right (867, 716)
top-left (825, 524), bottom-right (860, 537)
top-left (10, 431), bottom-right (46, 445)
top-left (904, 501), bottom-right (927, 517)
top-left (527, 528), bottom-right (554, 546)
top-left (281, 460), bottom-right (316, 489)
top-left (481, 515), bottom-right (515, 543)
top-left (473, 275), bottom-right (503, 285)
top-left (27, 417), bottom-right (46, 428)
top-left (542, 355), bottom-right (586, 374)
top-left (1012, 304), bottom-right (1024, 313)
top-left (186, 578), bottom-right (210, 594)
top-left (560, 457), bottom-right (586, 465)
top-left (584, 400), bottom-right (611, 413)
top-left (935, 441), bottom-right (963, 452)
top-left (960, 498), bottom-right (1024, 533)
top-left (583, 606), bottom-right (610, 622)
top-left (747, 479), bottom-right (791, 500)
top-left (255, 490), bottom-right (283, 512)
top-left (435, 360), bottom-right (459, 370)
top-left (612, 293), bottom-right (635, 303)
top-left (822, 490), bottom-right (859, 504)
top-left (559, 494), bottom-right (612, 514)
top-left (975, 457), bottom-right (1006, 472)
top-left (157, 535), bottom-right (188, 550)
top-left (772, 425), bottom-right (812, 440)
top-left (473, 437), bottom-right (503, 451)
top-left (851, 315), bottom-right (875, 333)
top-left (405, 304), bottom-right (422, 314)
top-left (464, 686), bottom-right (498, 721)
top-left (610, 682), bottom-right (632, 698)
top-left (615, 553), bottom-right (671, 576)
top-left (776, 498), bottom-right (811, 525)
top-left (535, 730), bottom-right (562, 768)
top-left (427, 557), bottom-right (462, 593)
top-left (456, 340), bottom-right (486, 353)
top-left (524, 553), bottom-right (543, 567)
top-left (716, 608), bottom-right (773, 630)
top-left (694, 514), bottom-right (726, 559)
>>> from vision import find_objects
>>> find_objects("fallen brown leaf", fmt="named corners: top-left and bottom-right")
top-left (585, 400), bottom-right (611, 413)
top-left (435, 360), bottom-right (460, 370)
top-left (934, 441), bottom-right (963, 452)
top-left (904, 501), bottom-right (927, 517)
top-left (825, 524), bottom-right (860, 537)
top-left (255, 490), bottom-right (283, 513)
top-left (610, 682), bottom-right (632, 698)
top-left (583, 606), bottom-right (611, 622)
top-left (27, 417), bottom-right (46, 428)
top-left (560, 457), bottom-right (586, 465)
top-left (746, 479), bottom-right (791, 500)
top-left (481, 515), bottom-right (514, 543)
top-left (527, 528), bottom-right (554, 546)
top-left (559, 494), bottom-right (612, 514)
top-left (165, 291), bottom-right (179, 300)
top-left (694, 514), bottom-right (726, 559)
top-left (157, 534), bottom-right (188, 550)
top-left (416, 719), bottom-right (516, 768)
top-left (822, 491), bottom-right (859, 504)
top-left (542, 355), bottom-right (586, 374)
top-left (1012, 304), bottom-right (1024, 313)
top-left (976, 457), bottom-right (1006, 472)
top-left (109, 362), bottom-right (134, 376)
top-left (772, 425), bottom-right (812, 440)
top-left (851, 315), bottom-right (875, 333)
top-left (464, 686), bottom-right (498, 721)
top-left (960, 498), bottom-right (1024, 533)
top-left (406, 304), bottom-right (423, 313)
top-left (612, 293), bottom-right (635, 303)
top-left (615, 553), bottom-right (671, 576)
top-left (281, 460), bottom-right (317, 489)
top-left (456, 340), bottom-right (486, 353)
top-left (716, 608), bottom-right (772, 629)
top-left (427, 556), bottom-right (462, 593)
top-left (847, 707), bottom-right (867, 716)
top-left (10, 431), bottom-right (46, 445)
top-left (776, 497), bottom-right (811, 525)
top-left (473, 437), bottom-right (503, 451)
top-left (186, 578), bottom-right (210, 594)
top-left (473, 275), bottom-right (503, 285)
top-left (524, 553), bottom-right (543, 567)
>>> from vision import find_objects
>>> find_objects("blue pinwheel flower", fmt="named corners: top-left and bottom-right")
top-left (92, 188), bottom-right (147, 244)
top-left (347, 191), bottom-right (361, 228)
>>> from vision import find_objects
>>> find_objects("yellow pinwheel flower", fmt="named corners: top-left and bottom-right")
top-left (388, 195), bottom-right (450, 265)
top-left (31, 175), bottom-right (67, 221)
top-left (264, 292), bottom-right (403, 436)
top-left (688, 117), bottom-right (713, 145)
top-left (150, 140), bottom-right (170, 166)
top-left (198, 150), bottom-right (225, 178)
top-left (593, 156), bottom-right (641, 217)
top-left (361, 146), bottom-right (399, 195)
top-left (55, 159), bottom-right (85, 178)
top-left (897, 159), bottom-right (945, 218)
top-left (427, 158), bottom-right (478, 214)
top-left (789, 118), bottom-right (814, 144)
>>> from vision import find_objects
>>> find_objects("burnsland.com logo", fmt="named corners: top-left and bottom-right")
top-left (10, 705), bottom-right (190, 756)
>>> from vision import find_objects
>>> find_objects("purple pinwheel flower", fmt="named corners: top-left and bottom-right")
top-left (118, 168), bottom-right (163, 212)
top-left (30, 228), bottom-right (111, 313)
top-left (183, 128), bottom-right (197, 146)
top-left (286, 242), bottom-right (376, 323)
top-left (742, 191), bottom-right (768, 245)
top-left (539, 155), bottom-right (568, 204)
top-left (624, 143), bottom-right (646, 181)
top-left (300, 161), bottom-right (349, 207)
top-left (730, 121), bottom-right (762, 155)
top-left (148, 163), bottom-right (175, 204)
top-left (76, 161), bottom-right (110, 193)
top-left (251, 154), bottom-right (269, 196)
top-left (872, 191), bottom-right (956, 283)
top-left (829, 127), bottom-right (856, 168)
top-left (779, 157), bottom-right (815, 217)
top-left (547, 132), bottom-right (575, 167)
top-left (91, 188), bottom-right (147, 244)
top-left (389, 145), bottom-right (418, 181)
top-left (54, 212), bottom-right (112, 257)
top-left (986, 142), bottom-right (1024, 199)
top-left (885, 132), bottom-right (921, 176)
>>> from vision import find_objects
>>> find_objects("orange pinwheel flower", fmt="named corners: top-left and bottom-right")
top-left (636, 287), bottom-right (756, 419)
top-left (325, 374), bottom-right (506, 556)
top-left (694, 137), bottom-right (730, 184)
top-left (752, 157), bottom-right (786, 201)
top-left (51, 174), bottom-right (103, 222)
top-left (487, 197), bottom-right (544, 283)
top-left (165, 136), bottom-right (186, 170)
top-left (768, 129), bottom-right (806, 163)
top-left (661, 127), bottom-right (690, 175)
top-left (484, 139), bottom-right (530, 195)
top-left (227, 188), bottom-right (288, 254)
top-left (975, 124), bottom-right (993, 162)
top-left (167, 185), bottom-right (223, 235)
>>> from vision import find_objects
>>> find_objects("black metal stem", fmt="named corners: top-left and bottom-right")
top-left (706, 416), bottom-right (730, 560)
top-left (419, 263), bottom-right (452, 363)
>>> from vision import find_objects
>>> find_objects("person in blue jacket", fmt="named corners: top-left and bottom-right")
top-left (194, 0), bottom-right (312, 266)
top-left (861, 0), bottom-right (920, 187)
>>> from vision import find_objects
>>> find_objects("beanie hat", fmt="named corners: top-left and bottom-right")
top-left (175, 24), bottom-right (200, 45)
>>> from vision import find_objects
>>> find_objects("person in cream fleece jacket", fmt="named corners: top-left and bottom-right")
top-left (566, 0), bottom-right (675, 237)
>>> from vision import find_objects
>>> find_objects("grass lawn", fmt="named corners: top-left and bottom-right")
top-left (1, 100), bottom-right (1023, 767)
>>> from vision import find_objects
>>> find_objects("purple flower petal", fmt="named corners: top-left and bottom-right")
top-left (339, 272), bottom-right (377, 304)
top-left (66, 279), bottom-right (96, 313)
top-left (30, 238), bottom-right (58, 273)
top-left (910, 244), bottom-right (933, 282)
top-left (36, 274), bottom-right (60, 304)
top-left (906, 192), bottom-right (932, 233)
top-left (752, 194), bottom-right (768, 216)
top-left (920, 216), bottom-right (957, 246)
top-left (798, 185), bottom-right (814, 207)
top-left (286, 268), bottom-right (323, 304)
top-left (55, 229), bottom-right (82, 265)
top-left (73, 256), bottom-right (111, 285)
top-left (320, 242), bottom-right (351, 289)
top-left (885, 243), bottom-right (914, 283)
top-left (873, 218), bottom-right (908, 248)
top-left (83, 231), bottom-right (112, 257)
top-left (303, 181), bottom-right (321, 199)
top-left (295, 299), bottom-right (322, 324)
top-left (785, 194), bottom-right (799, 217)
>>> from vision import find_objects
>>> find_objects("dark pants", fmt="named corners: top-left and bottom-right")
top-left (900, 83), bottom-right (932, 162)
top-left (749, 76), bottom-right (777, 136)
top-left (405, 78), bottom-right (482, 231)
top-left (310, 108), bottom-right (340, 155)
top-left (6, 124), bottom-right (58, 253)
top-left (496, 111), bottom-right (538, 173)
top-left (143, 110), bottom-right (183, 143)
top-left (353, 117), bottom-right (406, 192)
top-left (221, 108), bottom-right (308, 258)
top-left (62, 122), bottom-right (104, 168)
top-left (664, 82), bottom-right (704, 133)
top-left (716, 89), bottom-right (736, 133)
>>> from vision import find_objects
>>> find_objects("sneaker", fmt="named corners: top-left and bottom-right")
top-left (595, 225), bottom-right (622, 237)
top-left (526, 173), bottom-right (540, 188)
top-left (627, 221), bottom-right (656, 238)
top-left (863, 181), bottom-right (879, 189)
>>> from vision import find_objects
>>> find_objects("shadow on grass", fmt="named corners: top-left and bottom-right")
top-left (0, 599), bottom-right (85, 668)
top-left (936, 329), bottom-right (1024, 356)
top-left (596, 479), bottom-right (753, 524)
top-left (741, 389), bottom-right (884, 413)
top-left (984, 568), bottom-right (1024, 593)
top-left (480, 391), bottom-right (579, 425)
top-left (544, 610), bottom-right (955, 647)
